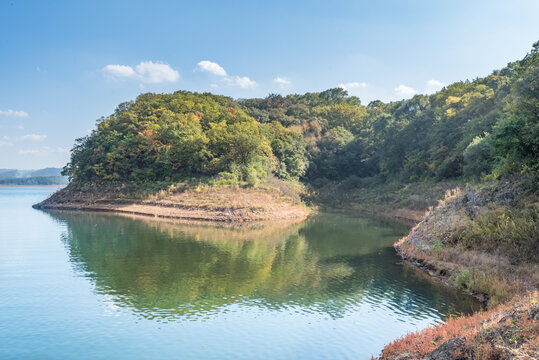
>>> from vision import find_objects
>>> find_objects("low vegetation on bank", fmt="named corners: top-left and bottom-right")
top-left (378, 176), bottom-right (538, 358)
top-left (312, 179), bottom-right (464, 223)
top-left (379, 293), bottom-right (538, 359)
top-left (396, 177), bottom-right (538, 305)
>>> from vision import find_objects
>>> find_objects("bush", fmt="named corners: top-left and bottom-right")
top-left (463, 134), bottom-right (494, 179)
top-left (456, 203), bottom-right (538, 263)
top-left (211, 172), bottom-right (239, 186)
top-left (340, 175), bottom-right (362, 189)
top-left (310, 176), bottom-right (330, 188)
top-left (491, 115), bottom-right (538, 179)
top-left (245, 168), bottom-right (259, 187)
top-left (456, 269), bottom-right (472, 289)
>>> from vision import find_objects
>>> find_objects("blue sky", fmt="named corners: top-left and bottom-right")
top-left (1, 0), bottom-right (538, 169)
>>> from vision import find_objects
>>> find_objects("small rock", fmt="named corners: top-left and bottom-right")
top-left (526, 303), bottom-right (539, 320)
top-left (393, 352), bottom-right (411, 360)
top-left (424, 337), bottom-right (466, 360)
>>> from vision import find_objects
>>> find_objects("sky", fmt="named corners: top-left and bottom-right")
top-left (1, 0), bottom-right (538, 169)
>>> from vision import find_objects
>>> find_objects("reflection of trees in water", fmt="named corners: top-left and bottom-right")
top-left (47, 211), bottom-right (479, 321)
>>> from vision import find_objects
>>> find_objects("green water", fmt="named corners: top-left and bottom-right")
top-left (0, 187), bottom-right (480, 359)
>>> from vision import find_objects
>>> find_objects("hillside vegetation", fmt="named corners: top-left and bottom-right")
top-left (63, 43), bottom-right (538, 193)
top-left (378, 176), bottom-right (538, 358)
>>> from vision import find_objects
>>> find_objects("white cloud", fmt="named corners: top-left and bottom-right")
top-left (103, 61), bottom-right (180, 83)
top-left (0, 109), bottom-right (29, 118)
top-left (17, 124), bottom-right (24, 130)
top-left (210, 83), bottom-right (219, 89)
top-left (196, 60), bottom-right (256, 89)
top-left (425, 79), bottom-right (444, 94)
top-left (234, 76), bottom-right (257, 88)
top-left (196, 61), bottom-right (227, 77)
top-left (338, 82), bottom-right (367, 91)
top-left (18, 134), bottom-right (47, 141)
top-left (135, 61), bottom-right (180, 83)
top-left (225, 76), bottom-right (257, 88)
top-left (19, 146), bottom-right (69, 156)
top-left (274, 77), bottom-right (292, 89)
top-left (0, 140), bottom-right (13, 147)
top-left (394, 84), bottom-right (417, 98)
top-left (103, 64), bottom-right (137, 78)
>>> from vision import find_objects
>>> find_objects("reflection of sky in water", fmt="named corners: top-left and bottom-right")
top-left (1, 188), bottom-right (481, 360)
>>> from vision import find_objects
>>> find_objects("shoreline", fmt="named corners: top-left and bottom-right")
top-left (33, 182), bottom-right (310, 223)
top-left (377, 182), bottom-right (538, 359)
top-left (33, 200), bottom-right (310, 223)
top-left (320, 206), bottom-right (425, 226)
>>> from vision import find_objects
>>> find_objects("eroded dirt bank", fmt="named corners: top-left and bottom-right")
top-left (33, 183), bottom-right (309, 222)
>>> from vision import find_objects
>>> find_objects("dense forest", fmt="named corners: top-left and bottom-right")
top-left (63, 42), bottom-right (538, 189)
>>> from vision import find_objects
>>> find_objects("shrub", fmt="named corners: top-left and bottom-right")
top-left (245, 168), bottom-right (259, 187)
top-left (211, 172), bottom-right (239, 186)
top-left (340, 175), bottom-right (362, 189)
top-left (456, 203), bottom-right (538, 263)
top-left (456, 269), bottom-right (472, 289)
top-left (463, 134), bottom-right (494, 179)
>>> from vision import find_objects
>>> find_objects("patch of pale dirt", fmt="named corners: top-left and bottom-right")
top-left (34, 184), bottom-right (309, 222)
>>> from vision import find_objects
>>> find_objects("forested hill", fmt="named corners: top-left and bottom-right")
top-left (63, 42), bottom-right (538, 188)
top-left (0, 168), bottom-right (67, 185)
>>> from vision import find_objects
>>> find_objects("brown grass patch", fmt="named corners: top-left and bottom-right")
top-left (378, 292), bottom-right (538, 359)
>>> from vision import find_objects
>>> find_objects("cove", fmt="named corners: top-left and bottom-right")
top-left (0, 187), bottom-right (480, 359)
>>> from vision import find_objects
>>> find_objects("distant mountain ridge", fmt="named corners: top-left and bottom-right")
top-left (0, 167), bottom-right (67, 185)
top-left (0, 167), bottom-right (63, 179)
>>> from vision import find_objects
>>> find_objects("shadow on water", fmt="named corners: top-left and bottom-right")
top-left (44, 210), bottom-right (481, 322)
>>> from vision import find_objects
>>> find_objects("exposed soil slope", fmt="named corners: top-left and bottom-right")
top-left (33, 182), bottom-right (309, 222)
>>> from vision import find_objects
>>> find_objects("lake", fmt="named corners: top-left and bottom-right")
top-left (0, 187), bottom-right (480, 359)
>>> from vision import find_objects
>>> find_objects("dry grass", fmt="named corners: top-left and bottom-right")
top-left (396, 181), bottom-right (538, 306)
top-left (36, 179), bottom-right (311, 222)
top-left (380, 310), bottom-right (491, 358)
top-left (385, 179), bottom-right (538, 359)
top-left (147, 184), bottom-right (299, 211)
top-left (379, 291), bottom-right (538, 359)
top-left (434, 248), bottom-right (538, 307)
top-left (314, 179), bottom-right (464, 215)
top-left (438, 187), bottom-right (463, 206)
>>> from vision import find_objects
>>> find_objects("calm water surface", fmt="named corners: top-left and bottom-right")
top-left (0, 187), bottom-right (480, 359)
